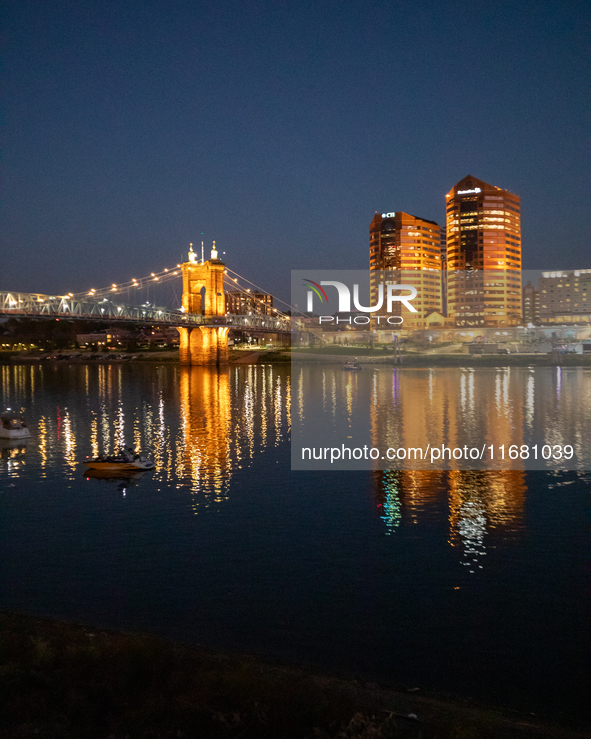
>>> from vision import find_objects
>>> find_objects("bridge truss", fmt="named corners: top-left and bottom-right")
top-left (1, 252), bottom-right (301, 334)
top-left (0, 291), bottom-right (291, 333)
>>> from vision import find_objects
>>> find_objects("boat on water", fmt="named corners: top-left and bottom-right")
top-left (0, 410), bottom-right (32, 439)
top-left (84, 446), bottom-right (155, 471)
top-left (342, 360), bottom-right (362, 370)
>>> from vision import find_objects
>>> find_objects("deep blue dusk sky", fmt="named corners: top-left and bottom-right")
top-left (3, 0), bottom-right (589, 301)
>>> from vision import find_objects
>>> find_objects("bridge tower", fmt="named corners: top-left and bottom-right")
top-left (178, 243), bottom-right (229, 365)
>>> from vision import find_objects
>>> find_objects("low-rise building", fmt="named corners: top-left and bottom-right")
top-left (225, 290), bottom-right (273, 315)
top-left (522, 281), bottom-right (540, 324)
top-left (538, 269), bottom-right (591, 324)
top-left (76, 330), bottom-right (109, 347)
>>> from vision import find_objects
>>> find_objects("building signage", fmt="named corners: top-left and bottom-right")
top-left (457, 187), bottom-right (481, 194)
top-left (381, 212), bottom-right (396, 218)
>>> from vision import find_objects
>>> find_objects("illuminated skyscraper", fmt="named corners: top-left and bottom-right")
top-left (446, 176), bottom-right (522, 326)
top-left (369, 211), bottom-right (442, 328)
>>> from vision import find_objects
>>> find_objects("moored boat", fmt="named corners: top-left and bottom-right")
top-left (0, 410), bottom-right (32, 439)
top-left (342, 360), bottom-right (362, 370)
top-left (84, 446), bottom-right (155, 470)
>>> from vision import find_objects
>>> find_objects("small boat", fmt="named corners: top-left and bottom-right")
top-left (84, 446), bottom-right (155, 471)
top-left (342, 360), bottom-right (362, 370)
top-left (0, 409), bottom-right (32, 439)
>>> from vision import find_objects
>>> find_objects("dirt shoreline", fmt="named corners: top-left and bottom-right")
top-left (290, 352), bottom-right (591, 367)
top-left (1, 612), bottom-right (587, 738)
top-left (3, 351), bottom-right (590, 367)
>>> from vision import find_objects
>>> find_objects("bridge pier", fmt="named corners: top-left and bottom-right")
top-left (178, 326), bottom-right (229, 366)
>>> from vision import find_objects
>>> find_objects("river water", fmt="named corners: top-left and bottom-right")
top-left (1, 362), bottom-right (589, 721)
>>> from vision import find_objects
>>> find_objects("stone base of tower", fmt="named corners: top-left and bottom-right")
top-left (178, 326), bottom-right (229, 365)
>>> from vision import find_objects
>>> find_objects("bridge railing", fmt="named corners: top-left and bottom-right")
top-left (0, 292), bottom-right (291, 332)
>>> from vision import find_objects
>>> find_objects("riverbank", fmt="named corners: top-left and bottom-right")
top-left (290, 351), bottom-right (591, 367)
top-left (1, 613), bottom-right (586, 739)
top-left (1, 349), bottom-right (265, 364)
top-left (3, 349), bottom-right (590, 367)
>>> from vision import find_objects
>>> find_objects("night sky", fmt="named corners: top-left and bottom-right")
top-left (3, 0), bottom-right (589, 301)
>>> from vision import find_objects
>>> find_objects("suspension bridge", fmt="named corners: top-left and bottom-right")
top-left (0, 244), bottom-right (296, 364)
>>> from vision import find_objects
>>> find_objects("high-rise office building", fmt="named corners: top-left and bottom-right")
top-left (440, 229), bottom-right (448, 316)
top-left (446, 175), bottom-right (522, 326)
top-left (369, 211), bottom-right (442, 328)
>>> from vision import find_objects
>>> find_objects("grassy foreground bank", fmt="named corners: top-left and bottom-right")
top-left (1, 613), bottom-right (586, 739)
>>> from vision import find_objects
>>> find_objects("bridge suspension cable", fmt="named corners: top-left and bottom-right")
top-left (222, 267), bottom-right (304, 318)
top-left (71, 260), bottom-right (303, 320)
top-left (73, 264), bottom-right (183, 302)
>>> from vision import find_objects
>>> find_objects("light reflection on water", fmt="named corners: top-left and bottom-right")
top-left (1, 363), bottom-right (292, 514)
top-left (372, 467), bottom-right (526, 571)
top-left (0, 363), bottom-right (588, 564)
top-left (1, 362), bottom-right (589, 719)
top-left (293, 365), bottom-right (591, 470)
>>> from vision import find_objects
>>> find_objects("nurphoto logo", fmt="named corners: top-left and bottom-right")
top-left (303, 278), bottom-right (418, 325)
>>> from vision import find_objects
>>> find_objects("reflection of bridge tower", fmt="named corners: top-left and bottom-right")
top-left (180, 366), bottom-right (232, 508)
top-left (178, 243), bottom-right (229, 365)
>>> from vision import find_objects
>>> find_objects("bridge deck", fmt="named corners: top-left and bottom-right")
top-left (0, 291), bottom-right (291, 333)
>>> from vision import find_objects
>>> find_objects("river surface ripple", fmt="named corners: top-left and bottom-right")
top-left (1, 362), bottom-right (589, 722)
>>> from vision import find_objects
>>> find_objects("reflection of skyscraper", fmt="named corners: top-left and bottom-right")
top-left (373, 469), bottom-right (447, 533)
top-left (369, 369), bottom-right (466, 459)
top-left (448, 470), bottom-right (526, 571)
top-left (370, 212), bottom-right (442, 329)
top-left (370, 367), bottom-right (531, 473)
top-left (446, 175), bottom-right (522, 327)
top-left (371, 466), bottom-right (527, 571)
top-left (368, 368), bottom-right (528, 567)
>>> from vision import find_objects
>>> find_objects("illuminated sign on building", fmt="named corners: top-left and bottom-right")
top-left (457, 188), bottom-right (482, 194)
top-left (381, 212), bottom-right (396, 218)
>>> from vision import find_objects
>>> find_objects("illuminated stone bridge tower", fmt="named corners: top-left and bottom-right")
top-left (178, 243), bottom-right (229, 365)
